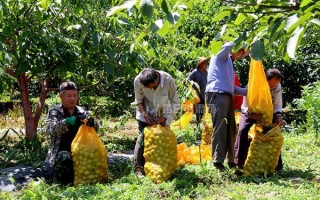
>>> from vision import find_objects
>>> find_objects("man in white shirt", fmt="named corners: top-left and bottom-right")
top-left (132, 68), bottom-right (180, 176)
top-left (234, 68), bottom-right (284, 170)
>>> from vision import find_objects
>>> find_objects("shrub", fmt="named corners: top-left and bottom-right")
top-left (294, 81), bottom-right (320, 140)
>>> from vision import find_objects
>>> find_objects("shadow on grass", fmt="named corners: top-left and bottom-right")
top-left (234, 168), bottom-right (316, 187)
top-left (171, 165), bottom-right (228, 198)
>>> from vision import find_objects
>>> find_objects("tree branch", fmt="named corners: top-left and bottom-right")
top-left (5, 67), bottom-right (15, 77)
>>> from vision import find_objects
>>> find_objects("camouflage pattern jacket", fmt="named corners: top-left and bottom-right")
top-left (45, 104), bottom-right (99, 165)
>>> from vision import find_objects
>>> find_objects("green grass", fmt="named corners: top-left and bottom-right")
top-left (1, 119), bottom-right (320, 199)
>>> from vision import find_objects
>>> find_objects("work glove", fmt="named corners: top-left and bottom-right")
top-left (65, 116), bottom-right (76, 126)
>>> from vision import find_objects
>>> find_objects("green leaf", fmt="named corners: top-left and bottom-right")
top-left (310, 18), bottom-right (320, 26)
top-left (135, 30), bottom-right (149, 43)
top-left (221, 35), bottom-right (235, 42)
top-left (269, 18), bottom-right (285, 43)
top-left (286, 13), bottom-right (312, 33)
top-left (234, 13), bottom-right (246, 25)
top-left (4, 52), bottom-right (13, 65)
top-left (104, 61), bottom-right (116, 75)
top-left (151, 19), bottom-right (163, 33)
top-left (226, 29), bottom-right (239, 38)
top-left (210, 40), bottom-right (223, 56)
top-left (106, 0), bottom-right (137, 17)
top-left (157, 20), bottom-right (170, 37)
top-left (166, 12), bottom-right (180, 24)
top-left (161, 0), bottom-right (170, 14)
top-left (93, 32), bottom-right (101, 46)
top-left (66, 24), bottom-right (81, 31)
top-left (140, 0), bottom-right (154, 19)
top-left (300, 0), bottom-right (313, 8)
top-left (0, 10), bottom-right (3, 23)
top-left (81, 65), bottom-right (88, 77)
top-left (39, 0), bottom-right (50, 10)
top-left (215, 24), bottom-right (228, 40)
top-left (130, 43), bottom-right (135, 53)
top-left (287, 26), bottom-right (305, 58)
top-left (212, 11), bottom-right (231, 22)
top-left (250, 39), bottom-right (265, 60)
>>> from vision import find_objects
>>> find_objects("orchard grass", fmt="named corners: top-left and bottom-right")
top-left (1, 117), bottom-right (320, 199)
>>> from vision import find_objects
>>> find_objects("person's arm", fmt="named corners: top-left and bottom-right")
top-left (82, 110), bottom-right (100, 131)
top-left (46, 108), bottom-right (69, 137)
top-left (163, 78), bottom-right (180, 125)
top-left (216, 42), bottom-right (233, 61)
top-left (273, 84), bottom-right (283, 114)
top-left (137, 103), bottom-right (155, 125)
top-left (133, 76), bottom-right (144, 106)
top-left (272, 84), bottom-right (284, 125)
top-left (133, 76), bottom-right (155, 125)
top-left (234, 85), bottom-right (247, 96)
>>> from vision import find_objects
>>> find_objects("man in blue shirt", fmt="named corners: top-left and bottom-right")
top-left (206, 42), bottom-right (250, 171)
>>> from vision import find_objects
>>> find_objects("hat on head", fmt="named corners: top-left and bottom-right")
top-left (196, 57), bottom-right (209, 67)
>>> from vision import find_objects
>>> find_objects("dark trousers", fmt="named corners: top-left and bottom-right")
top-left (206, 92), bottom-right (236, 163)
top-left (133, 120), bottom-right (148, 168)
top-left (194, 99), bottom-right (205, 124)
top-left (53, 151), bottom-right (74, 185)
top-left (234, 112), bottom-right (283, 169)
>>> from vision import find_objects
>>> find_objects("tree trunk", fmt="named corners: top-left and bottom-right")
top-left (18, 73), bottom-right (36, 140)
top-left (34, 79), bottom-right (50, 126)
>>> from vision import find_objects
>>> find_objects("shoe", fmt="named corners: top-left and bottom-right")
top-left (227, 162), bottom-right (236, 169)
top-left (135, 166), bottom-right (145, 178)
top-left (213, 163), bottom-right (225, 172)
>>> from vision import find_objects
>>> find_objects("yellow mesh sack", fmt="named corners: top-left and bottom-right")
top-left (192, 89), bottom-right (201, 104)
top-left (243, 125), bottom-right (283, 177)
top-left (143, 125), bottom-right (177, 183)
top-left (171, 111), bottom-right (193, 130)
top-left (201, 110), bottom-right (240, 145)
top-left (171, 100), bottom-right (194, 130)
top-left (182, 144), bottom-right (212, 164)
top-left (201, 105), bottom-right (213, 145)
top-left (71, 124), bottom-right (108, 185)
top-left (177, 143), bottom-right (188, 166)
top-left (247, 59), bottom-right (273, 126)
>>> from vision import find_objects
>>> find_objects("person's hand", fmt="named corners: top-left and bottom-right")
top-left (77, 113), bottom-right (87, 121)
top-left (144, 115), bottom-right (155, 126)
top-left (274, 114), bottom-right (285, 127)
top-left (248, 112), bottom-right (263, 124)
top-left (86, 117), bottom-right (95, 127)
top-left (155, 117), bottom-right (167, 126)
top-left (65, 116), bottom-right (76, 126)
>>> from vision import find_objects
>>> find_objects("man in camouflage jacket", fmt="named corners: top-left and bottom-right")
top-left (45, 81), bottom-right (98, 185)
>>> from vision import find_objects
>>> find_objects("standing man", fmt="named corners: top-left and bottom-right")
top-left (45, 81), bottom-right (99, 185)
top-left (187, 57), bottom-right (210, 123)
top-left (206, 42), bottom-right (250, 171)
top-left (132, 68), bottom-right (180, 176)
top-left (234, 68), bottom-right (284, 170)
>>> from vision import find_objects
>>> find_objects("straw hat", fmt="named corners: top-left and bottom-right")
top-left (196, 57), bottom-right (209, 67)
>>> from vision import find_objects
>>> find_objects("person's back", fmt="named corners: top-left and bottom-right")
top-left (206, 42), bottom-right (235, 95)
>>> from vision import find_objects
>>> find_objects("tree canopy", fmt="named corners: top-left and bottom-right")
top-left (0, 0), bottom-right (319, 138)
